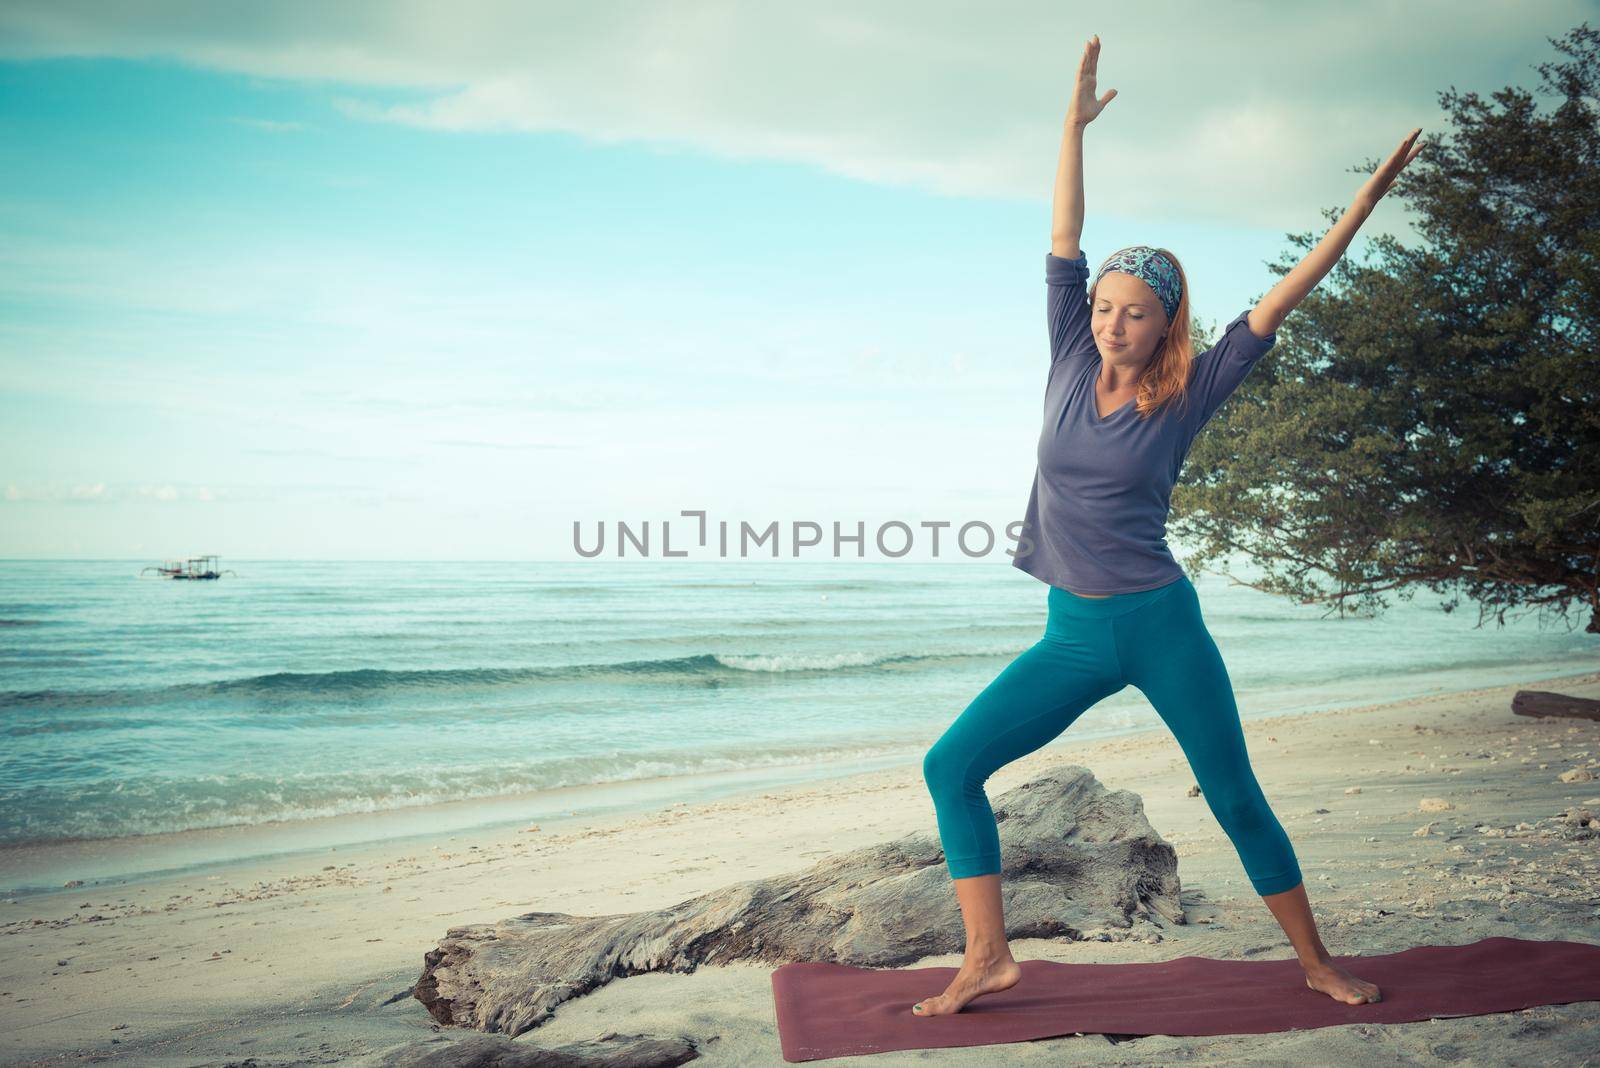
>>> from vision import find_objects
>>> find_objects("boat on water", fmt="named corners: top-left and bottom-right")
top-left (140, 554), bottom-right (237, 580)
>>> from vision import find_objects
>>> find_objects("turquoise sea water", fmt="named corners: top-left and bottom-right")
top-left (1, 559), bottom-right (1594, 877)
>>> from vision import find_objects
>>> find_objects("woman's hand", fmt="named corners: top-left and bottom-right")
top-left (1354, 127), bottom-right (1424, 211)
top-left (1252, 128), bottom-right (1427, 335)
top-left (1067, 35), bottom-right (1116, 127)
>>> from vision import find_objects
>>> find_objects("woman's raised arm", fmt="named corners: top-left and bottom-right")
top-left (1247, 127), bottom-right (1425, 339)
top-left (1051, 34), bottom-right (1115, 258)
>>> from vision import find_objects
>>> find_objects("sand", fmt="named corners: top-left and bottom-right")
top-left (2, 669), bottom-right (1598, 1066)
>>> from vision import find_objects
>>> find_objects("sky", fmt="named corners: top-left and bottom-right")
top-left (1, 1), bottom-right (1593, 561)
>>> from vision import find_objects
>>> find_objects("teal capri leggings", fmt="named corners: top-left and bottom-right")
top-left (922, 574), bottom-right (1303, 896)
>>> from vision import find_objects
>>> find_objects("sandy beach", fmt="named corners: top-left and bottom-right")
top-left (3, 667), bottom-right (1598, 1066)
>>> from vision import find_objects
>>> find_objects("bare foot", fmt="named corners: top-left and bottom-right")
top-left (911, 954), bottom-right (1022, 1016)
top-left (1304, 959), bottom-right (1381, 1005)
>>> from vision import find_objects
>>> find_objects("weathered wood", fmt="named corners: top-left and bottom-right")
top-left (372, 1030), bottom-right (701, 1067)
top-left (414, 766), bottom-right (1182, 1037)
top-left (1512, 689), bottom-right (1600, 722)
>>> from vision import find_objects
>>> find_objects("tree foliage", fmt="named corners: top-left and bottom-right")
top-left (1172, 22), bottom-right (1600, 633)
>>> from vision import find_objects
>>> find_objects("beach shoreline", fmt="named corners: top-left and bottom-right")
top-left (6, 660), bottom-right (1593, 902)
top-left (0, 751), bottom-right (924, 901)
top-left (3, 667), bottom-right (1598, 1065)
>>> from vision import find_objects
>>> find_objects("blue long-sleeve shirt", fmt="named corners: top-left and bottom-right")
top-left (1011, 250), bottom-right (1278, 594)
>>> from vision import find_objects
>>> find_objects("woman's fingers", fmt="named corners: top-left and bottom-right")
top-left (1071, 36), bottom-right (1110, 123)
top-left (1359, 127), bottom-right (1424, 208)
top-left (1386, 128), bottom-right (1424, 178)
top-left (1382, 130), bottom-right (1419, 170)
top-left (1401, 127), bottom-right (1424, 166)
top-left (1396, 128), bottom-right (1422, 163)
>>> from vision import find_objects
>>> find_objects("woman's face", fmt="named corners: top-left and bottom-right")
top-left (1091, 272), bottom-right (1170, 366)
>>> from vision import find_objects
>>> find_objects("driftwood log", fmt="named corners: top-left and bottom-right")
top-left (414, 765), bottom-right (1183, 1037)
top-left (370, 1031), bottom-right (701, 1067)
top-left (1513, 689), bottom-right (1600, 722)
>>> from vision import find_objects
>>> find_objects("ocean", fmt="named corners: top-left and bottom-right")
top-left (1, 558), bottom-right (1594, 893)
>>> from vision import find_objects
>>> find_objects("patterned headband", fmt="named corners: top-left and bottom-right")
top-left (1092, 246), bottom-right (1182, 323)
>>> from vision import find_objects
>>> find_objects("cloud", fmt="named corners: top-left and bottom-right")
top-left (1, 1), bottom-right (1586, 228)
top-left (4, 481), bottom-right (247, 504)
top-left (429, 437), bottom-right (575, 451)
top-left (228, 116), bottom-right (306, 132)
top-left (242, 446), bottom-right (419, 464)
top-left (0, 480), bottom-right (436, 508)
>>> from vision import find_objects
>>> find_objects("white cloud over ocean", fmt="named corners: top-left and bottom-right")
top-left (1, 0), bottom-right (1585, 229)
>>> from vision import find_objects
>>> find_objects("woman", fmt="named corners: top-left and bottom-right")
top-left (914, 35), bottom-right (1422, 1017)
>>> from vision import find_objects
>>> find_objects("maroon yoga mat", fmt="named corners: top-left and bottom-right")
top-left (770, 936), bottom-right (1600, 1061)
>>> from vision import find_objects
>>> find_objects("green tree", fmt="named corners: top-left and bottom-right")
top-left (1173, 22), bottom-right (1600, 632)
